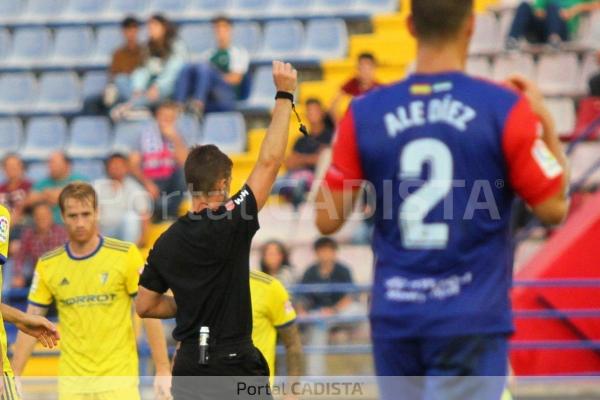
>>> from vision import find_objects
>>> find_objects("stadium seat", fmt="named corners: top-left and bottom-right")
top-left (0, 1), bottom-right (26, 24)
top-left (201, 112), bottom-right (246, 154)
top-left (22, 117), bottom-right (68, 161)
top-left (240, 66), bottom-right (275, 109)
top-left (63, 0), bottom-right (108, 21)
top-left (570, 142), bottom-right (600, 186)
top-left (355, 0), bottom-right (398, 14)
top-left (303, 19), bottom-right (348, 60)
top-left (537, 53), bottom-right (579, 96)
top-left (187, 0), bottom-right (231, 18)
top-left (466, 57), bottom-right (492, 78)
top-left (232, 0), bottom-right (275, 17)
top-left (105, 0), bottom-right (149, 19)
top-left (180, 24), bottom-right (215, 60)
top-left (82, 71), bottom-right (109, 104)
top-left (577, 52), bottom-right (599, 96)
top-left (233, 22), bottom-right (263, 57)
top-left (8, 27), bottom-right (52, 67)
top-left (72, 160), bottom-right (106, 182)
top-left (313, 0), bottom-right (358, 16)
top-left (113, 120), bottom-right (149, 152)
top-left (0, 30), bottom-right (13, 65)
top-left (579, 10), bottom-right (600, 49)
top-left (67, 117), bottom-right (113, 159)
top-left (94, 26), bottom-right (124, 65)
top-left (50, 27), bottom-right (95, 66)
top-left (0, 118), bottom-right (24, 158)
top-left (177, 114), bottom-right (202, 146)
top-left (469, 13), bottom-right (501, 55)
top-left (259, 20), bottom-right (304, 60)
top-left (26, 162), bottom-right (49, 183)
top-left (272, 0), bottom-right (314, 17)
top-left (35, 72), bottom-right (82, 114)
top-left (149, 0), bottom-right (190, 17)
top-left (492, 53), bottom-right (536, 82)
top-left (23, 0), bottom-right (68, 24)
top-left (0, 73), bottom-right (38, 114)
top-left (545, 98), bottom-right (576, 138)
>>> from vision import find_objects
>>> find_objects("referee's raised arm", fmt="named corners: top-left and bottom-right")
top-left (247, 61), bottom-right (298, 211)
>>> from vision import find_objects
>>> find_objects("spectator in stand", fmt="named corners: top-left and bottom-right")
top-left (506, 0), bottom-right (600, 50)
top-left (0, 154), bottom-right (32, 240)
top-left (113, 14), bottom-right (187, 119)
top-left (259, 240), bottom-right (295, 288)
top-left (174, 15), bottom-right (250, 115)
top-left (330, 53), bottom-right (381, 121)
top-left (26, 152), bottom-right (86, 226)
top-left (94, 153), bottom-right (152, 247)
top-left (12, 202), bottom-right (67, 288)
top-left (103, 17), bottom-right (144, 109)
top-left (591, 50), bottom-right (600, 97)
top-left (273, 98), bottom-right (334, 208)
top-left (129, 101), bottom-right (189, 221)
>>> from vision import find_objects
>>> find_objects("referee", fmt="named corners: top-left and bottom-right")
top-left (135, 61), bottom-right (297, 400)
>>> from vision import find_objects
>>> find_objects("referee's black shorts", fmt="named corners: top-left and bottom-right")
top-left (172, 338), bottom-right (273, 400)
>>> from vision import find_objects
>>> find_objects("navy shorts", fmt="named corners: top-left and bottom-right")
top-left (373, 334), bottom-right (508, 400)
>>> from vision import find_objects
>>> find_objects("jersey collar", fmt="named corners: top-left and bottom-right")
top-left (65, 236), bottom-right (104, 261)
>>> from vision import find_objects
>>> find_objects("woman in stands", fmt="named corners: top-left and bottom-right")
top-left (260, 240), bottom-right (295, 288)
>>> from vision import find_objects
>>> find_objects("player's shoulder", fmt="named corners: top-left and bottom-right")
top-left (250, 270), bottom-right (276, 286)
top-left (465, 75), bottom-right (520, 100)
top-left (39, 245), bottom-right (67, 263)
top-left (102, 237), bottom-right (135, 253)
top-left (0, 204), bottom-right (9, 219)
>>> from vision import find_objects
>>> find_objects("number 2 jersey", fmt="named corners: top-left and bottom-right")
top-left (324, 72), bottom-right (565, 339)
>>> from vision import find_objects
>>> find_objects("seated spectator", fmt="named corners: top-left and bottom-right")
top-left (273, 99), bottom-right (334, 208)
top-left (113, 14), bottom-right (187, 119)
top-left (174, 16), bottom-right (250, 115)
top-left (102, 17), bottom-right (144, 110)
top-left (94, 153), bottom-right (152, 247)
top-left (591, 50), bottom-right (600, 97)
top-left (330, 53), bottom-right (381, 121)
top-left (0, 154), bottom-right (32, 242)
top-left (506, 0), bottom-right (600, 50)
top-left (26, 152), bottom-right (86, 225)
top-left (129, 101), bottom-right (188, 221)
top-left (12, 202), bottom-right (67, 288)
top-left (260, 240), bottom-right (295, 288)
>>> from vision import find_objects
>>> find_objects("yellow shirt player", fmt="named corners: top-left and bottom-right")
top-left (11, 183), bottom-right (172, 400)
top-left (250, 270), bottom-right (303, 380)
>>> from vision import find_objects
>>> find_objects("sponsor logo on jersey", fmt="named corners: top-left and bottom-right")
top-left (285, 301), bottom-right (294, 315)
top-left (59, 293), bottom-right (117, 306)
top-left (532, 139), bottom-right (562, 179)
top-left (59, 278), bottom-right (70, 286)
top-left (233, 189), bottom-right (250, 206)
top-left (99, 272), bottom-right (109, 285)
top-left (0, 217), bottom-right (8, 244)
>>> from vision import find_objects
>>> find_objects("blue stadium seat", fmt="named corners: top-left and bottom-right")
top-left (0, 30), bottom-right (13, 65)
top-left (0, 73), bottom-right (38, 114)
top-left (150, 0), bottom-right (189, 16)
top-left (23, 0), bottom-right (68, 24)
top-left (177, 113), bottom-right (202, 146)
top-left (232, 0), bottom-right (274, 17)
top-left (72, 160), bottom-right (105, 182)
top-left (187, 0), bottom-right (230, 17)
top-left (50, 27), bottom-right (95, 66)
top-left (63, 0), bottom-right (108, 21)
top-left (304, 19), bottom-right (348, 60)
top-left (95, 25), bottom-right (124, 64)
top-left (313, 0), bottom-right (358, 16)
top-left (180, 24), bottom-right (215, 60)
top-left (239, 66), bottom-right (275, 110)
top-left (202, 112), bottom-right (246, 154)
top-left (36, 72), bottom-right (82, 114)
top-left (8, 27), bottom-right (52, 67)
top-left (22, 117), bottom-right (68, 161)
top-left (0, 1), bottom-right (26, 24)
top-left (272, 0), bottom-right (314, 17)
top-left (82, 71), bottom-right (109, 103)
top-left (355, 0), bottom-right (397, 13)
top-left (26, 162), bottom-right (49, 183)
top-left (67, 117), bottom-right (112, 159)
top-left (233, 22), bottom-right (262, 56)
top-left (259, 20), bottom-right (304, 60)
top-left (113, 120), bottom-right (149, 153)
top-left (0, 118), bottom-right (24, 158)
top-left (107, 0), bottom-right (149, 17)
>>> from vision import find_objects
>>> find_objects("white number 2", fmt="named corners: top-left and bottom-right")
top-left (399, 138), bottom-right (453, 249)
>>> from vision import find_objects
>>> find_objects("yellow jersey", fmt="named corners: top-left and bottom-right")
top-left (0, 205), bottom-right (13, 377)
top-left (250, 271), bottom-right (296, 377)
top-left (28, 237), bottom-right (143, 392)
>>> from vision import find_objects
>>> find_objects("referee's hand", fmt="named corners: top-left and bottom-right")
top-left (272, 61), bottom-right (298, 94)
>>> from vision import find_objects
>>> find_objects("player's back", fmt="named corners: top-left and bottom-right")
top-left (340, 71), bottom-right (563, 339)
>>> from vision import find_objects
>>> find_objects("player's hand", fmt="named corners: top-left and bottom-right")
top-left (272, 61), bottom-right (298, 94)
top-left (15, 315), bottom-right (60, 348)
top-left (505, 74), bottom-right (549, 120)
top-left (145, 181), bottom-right (161, 200)
top-left (153, 370), bottom-right (172, 400)
top-left (147, 86), bottom-right (161, 103)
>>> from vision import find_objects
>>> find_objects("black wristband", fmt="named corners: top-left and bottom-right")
top-left (275, 91), bottom-right (294, 102)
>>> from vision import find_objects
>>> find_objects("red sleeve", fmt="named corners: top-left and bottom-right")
top-left (341, 78), bottom-right (358, 96)
top-left (324, 107), bottom-right (364, 191)
top-left (502, 97), bottom-right (564, 207)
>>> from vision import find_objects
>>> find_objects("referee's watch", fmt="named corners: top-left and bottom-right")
top-left (275, 91), bottom-right (309, 137)
top-left (275, 91), bottom-right (294, 102)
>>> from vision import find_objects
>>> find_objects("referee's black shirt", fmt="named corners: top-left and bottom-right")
top-left (139, 184), bottom-right (259, 343)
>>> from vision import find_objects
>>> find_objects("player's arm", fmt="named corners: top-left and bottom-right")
top-left (136, 287), bottom-right (177, 319)
top-left (506, 76), bottom-right (569, 225)
top-left (277, 324), bottom-right (303, 378)
top-left (0, 304), bottom-right (58, 348)
top-left (140, 317), bottom-right (172, 398)
top-left (246, 61), bottom-right (297, 211)
top-left (12, 304), bottom-right (50, 376)
top-left (315, 108), bottom-right (364, 234)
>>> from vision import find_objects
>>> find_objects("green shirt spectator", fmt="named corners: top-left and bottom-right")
top-left (534, 0), bottom-right (598, 35)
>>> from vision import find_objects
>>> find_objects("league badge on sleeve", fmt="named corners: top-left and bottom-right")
top-left (0, 217), bottom-right (9, 243)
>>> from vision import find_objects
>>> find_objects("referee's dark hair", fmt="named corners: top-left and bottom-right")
top-left (185, 145), bottom-right (233, 196)
top-left (410, 0), bottom-right (474, 42)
